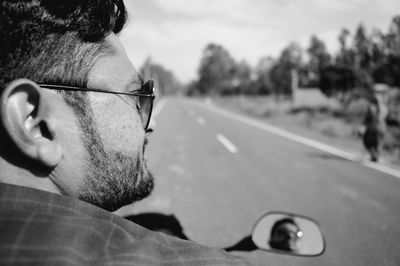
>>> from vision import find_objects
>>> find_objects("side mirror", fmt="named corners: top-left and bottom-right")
top-left (251, 212), bottom-right (325, 256)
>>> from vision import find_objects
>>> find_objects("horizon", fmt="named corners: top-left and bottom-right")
top-left (120, 0), bottom-right (400, 83)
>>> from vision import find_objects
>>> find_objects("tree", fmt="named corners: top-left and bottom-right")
top-left (369, 16), bottom-right (400, 87)
top-left (336, 28), bottom-right (355, 66)
top-left (232, 60), bottom-right (252, 94)
top-left (353, 24), bottom-right (373, 70)
top-left (197, 43), bottom-right (237, 95)
top-left (269, 42), bottom-right (302, 97)
top-left (322, 25), bottom-right (376, 105)
top-left (253, 56), bottom-right (275, 95)
top-left (383, 16), bottom-right (400, 86)
top-left (140, 57), bottom-right (182, 96)
top-left (370, 29), bottom-right (388, 84)
top-left (320, 65), bottom-right (356, 105)
top-left (387, 15), bottom-right (400, 57)
top-left (351, 24), bottom-right (375, 95)
top-left (306, 35), bottom-right (331, 86)
top-left (185, 80), bottom-right (200, 96)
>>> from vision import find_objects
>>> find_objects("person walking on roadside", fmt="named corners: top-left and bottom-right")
top-left (362, 91), bottom-right (387, 162)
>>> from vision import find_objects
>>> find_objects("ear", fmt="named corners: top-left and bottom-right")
top-left (0, 79), bottom-right (63, 168)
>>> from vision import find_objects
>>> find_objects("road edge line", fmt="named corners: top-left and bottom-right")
top-left (193, 100), bottom-right (400, 179)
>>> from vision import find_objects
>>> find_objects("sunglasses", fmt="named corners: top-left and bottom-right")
top-left (38, 80), bottom-right (155, 130)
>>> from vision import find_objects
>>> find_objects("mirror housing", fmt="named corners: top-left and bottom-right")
top-left (251, 212), bottom-right (325, 256)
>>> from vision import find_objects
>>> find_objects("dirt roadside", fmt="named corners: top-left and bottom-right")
top-left (210, 96), bottom-right (400, 170)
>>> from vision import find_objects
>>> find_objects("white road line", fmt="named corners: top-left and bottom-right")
top-left (362, 161), bottom-right (400, 178)
top-left (152, 98), bottom-right (166, 118)
top-left (217, 134), bottom-right (238, 154)
top-left (196, 117), bottom-right (206, 125)
top-left (193, 101), bottom-right (400, 179)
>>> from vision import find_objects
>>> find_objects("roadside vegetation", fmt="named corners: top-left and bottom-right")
top-left (144, 15), bottom-right (400, 165)
top-left (182, 15), bottom-right (400, 166)
top-left (211, 95), bottom-right (400, 166)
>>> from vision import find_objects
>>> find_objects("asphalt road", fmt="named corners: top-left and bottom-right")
top-left (118, 97), bottom-right (400, 266)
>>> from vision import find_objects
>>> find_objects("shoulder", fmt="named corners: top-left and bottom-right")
top-left (0, 210), bottom-right (254, 265)
top-left (0, 185), bottom-right (254, 265)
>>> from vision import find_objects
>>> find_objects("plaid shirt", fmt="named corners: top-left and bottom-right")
top-left (0, 183), bottom-right (254, 266)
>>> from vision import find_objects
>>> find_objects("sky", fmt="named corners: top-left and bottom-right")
top-left (120, 0), bottom-right (400, 83)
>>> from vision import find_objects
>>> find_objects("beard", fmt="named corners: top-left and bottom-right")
top-left (80, 145), bottom-right (154, 212)
top-left (72, 98), bottom-right (154, 212)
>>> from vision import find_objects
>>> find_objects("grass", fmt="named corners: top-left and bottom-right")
top-left (210, 95), bottom-right (400, 166)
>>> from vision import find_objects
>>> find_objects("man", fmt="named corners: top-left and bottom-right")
top-left (269, 218), bottom-right (302, 252)
top-left (0, 1), bottom-right (253, 265)
top-left (362, 88), bottom-right (388, 162)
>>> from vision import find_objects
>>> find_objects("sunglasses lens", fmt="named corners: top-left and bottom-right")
top-left (139, 80), bottom-right (154, 129)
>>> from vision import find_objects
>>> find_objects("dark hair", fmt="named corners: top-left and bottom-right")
top-left (0, 0), bottom-right (128, 88)
top-left (270, 218), bottom-right (298, 235)
top-left (0, 0), bottom-right (127, 163)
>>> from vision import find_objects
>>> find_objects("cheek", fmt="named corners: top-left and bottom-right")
top-left (91, 96), bottom-right (144, 153)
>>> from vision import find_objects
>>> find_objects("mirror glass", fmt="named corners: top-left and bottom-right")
top-left (252, 212), bottom-right (325, 256)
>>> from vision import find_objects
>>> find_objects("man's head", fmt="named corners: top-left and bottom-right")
top-left (269, 218), bottom-right (302, 251)
top-left (0, 0), bottom-right (154, 211)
